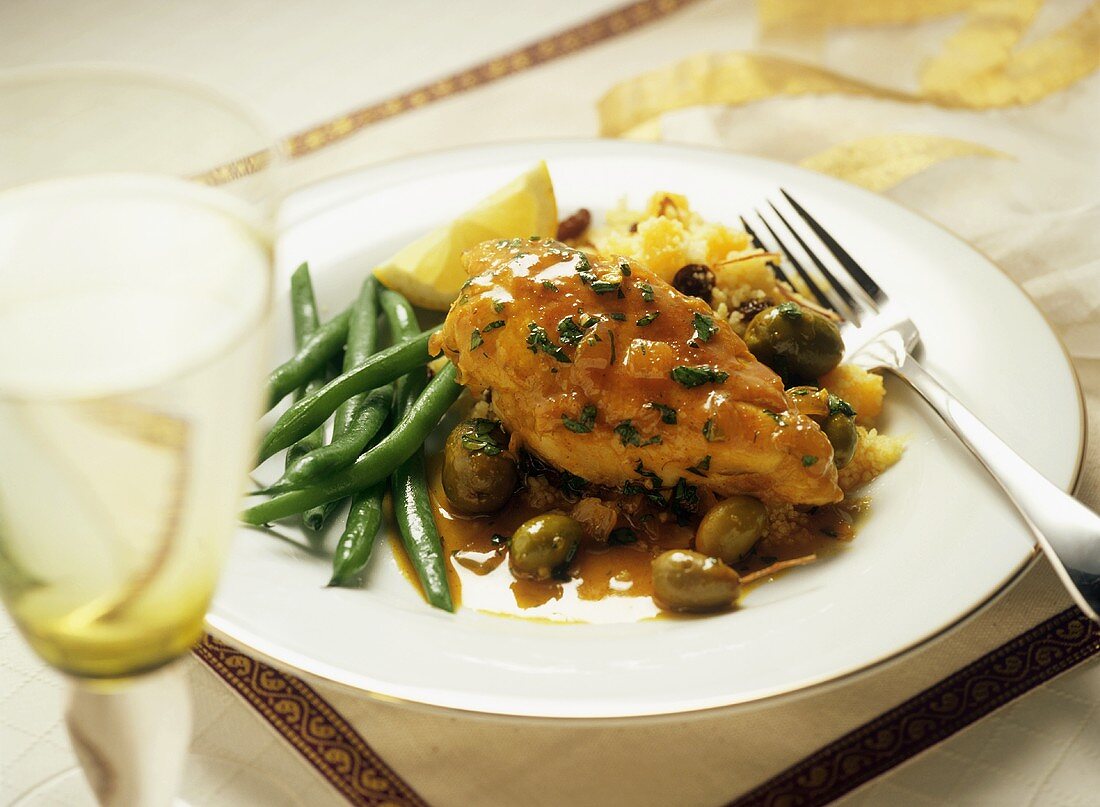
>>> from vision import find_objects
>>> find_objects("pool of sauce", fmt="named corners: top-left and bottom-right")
top-left (389, 457), bottom-right (866, 623)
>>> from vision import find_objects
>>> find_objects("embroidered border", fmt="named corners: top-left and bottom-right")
top-left (728, 607), bottom-right (1100, 807)
top-left (194, 635), bottom-right (429, 807)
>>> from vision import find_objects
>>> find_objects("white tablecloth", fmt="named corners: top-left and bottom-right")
top-left (1, 1), bottom-right (1098, 805)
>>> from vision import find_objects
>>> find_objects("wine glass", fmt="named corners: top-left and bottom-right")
top-left (0, 66), bottom-right (294, 806)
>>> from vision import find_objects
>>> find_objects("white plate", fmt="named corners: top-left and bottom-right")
top-left (208, 140), bottom-right (1084, 719)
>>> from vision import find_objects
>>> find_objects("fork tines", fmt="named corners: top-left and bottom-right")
top-left (746, 192), bottom-right (888, 326)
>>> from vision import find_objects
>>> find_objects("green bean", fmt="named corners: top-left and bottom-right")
top-left (392, 451), bottom-right (452, 611)
top-left (283, 278), bottom-right (393, 484)
top-left (242, 362), bottom-right (462, 524)
top-left (339, 277), bottom-right (382, 425)
top-left (381, 289), bottom-right (428, 407)
top-left (289, 263), bottom-right (320, 343)
top-left (257, 326), bottom-right (440, 462)
top-left (380, 289), bottom-right (420, 347)
top-left (301, 279), bottom-right (387, 533)
top-left (283, 264), bottom-right (338, 531)
top-left (302, 472), bottom-right (341, 531)
top-left (328, 482), bottom-right (386, 587)
top-left (286, 387), bottom-right (392, 483)
top-left (265, 306), bottom-right (351, 410)
top-left (382, 290), bottom-right (452, 611)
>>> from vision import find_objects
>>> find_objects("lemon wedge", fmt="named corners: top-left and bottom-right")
top-left (373, 162), bottom-right (557, 310)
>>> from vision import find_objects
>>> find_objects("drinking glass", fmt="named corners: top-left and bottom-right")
top-left (0, 66), bottom-right (291, 806)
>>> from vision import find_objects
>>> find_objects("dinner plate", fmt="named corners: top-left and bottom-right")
top-left (208, 140), bottom-right (1084, 719)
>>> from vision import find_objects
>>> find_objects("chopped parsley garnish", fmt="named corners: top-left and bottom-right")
top-left (483, 320), bottom-right (505, 332)
top-left (702, 418), bottom-right (723, 442)
top-left (470, 329), bottom-right (483, 350)
top-left (579, 313), bottom-right (602, 329)
top-left (670, 365), bottom-right (729, 388)
top-left (645, 402), bottom-right (677, 424)
top-left (460, 419), bottom-right (504, 455)
top-left (529, 235), bottom-right (541, 241)
top-left (827, 394), bottom-right (856, 417)
top-left (670, 478), bottom-right (700, 523)
top-left (526, 323), bottom-right (571, 363)
top-left (609, 312), bottom-right (627, 321)
top-left (763, 409), bottom-right (789, 426)
top-left (621, 480), bottom-right (669, 509)
top-left (590, 275), bottom-right (622, 295)
top-left (686, 455), bottom-right (711, 476)
top-left (802, 455), bottom-right (819, 466)
top-left (635, 311), bottom-right (660, 327)
top-left (562, 404), bottom-right (597, 434)
top-left (609, 331), bottom-right (617, 365)
top-left (776, 301), bottom-right (803, 320)
top-left (558, 471), bottom-right (588, 499)
top-left (492, 300), bottom-right (505, 313)
top-left (542, 280), bottom-right (558, 291)
top-left (614, 420), bottom-right (661, 447)
top-left (574, 253), bottom-right (591, 273)
top-left (557, 315), bottom-right (587, 346)
top-left (619, 262), bottom-right (632, 276)
top-left (692, 312), bottom-right (717, 342)
top-left (608, 527), bottom-right (637, 545)
top-left (638, 282), bottom-right (655, 302)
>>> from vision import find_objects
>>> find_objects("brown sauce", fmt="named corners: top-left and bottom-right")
top-left (389, 457), bottom-right (866, 622)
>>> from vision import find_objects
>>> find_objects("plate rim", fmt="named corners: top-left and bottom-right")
top-left (209, 138), bottom-right (1087, 721)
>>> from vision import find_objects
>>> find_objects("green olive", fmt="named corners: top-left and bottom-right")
top-left (651, 550), bottom-right (741, 613)
top-left (509, 514), bottom-right (583, 580)
top-left (744, 302), bottom-right (844, 382)
top-left (823, 412), bottom-right (858, 469)
top-left (694, 496), bottom-right (767, 563)
top-left (441, 419), bottom-right (518, 515)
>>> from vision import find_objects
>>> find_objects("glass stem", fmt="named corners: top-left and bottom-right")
top-left (65, 662), bottom-right (191, 807)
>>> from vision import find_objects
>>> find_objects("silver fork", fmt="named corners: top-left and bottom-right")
top-left (746, 191), bottom-right (1100, 622)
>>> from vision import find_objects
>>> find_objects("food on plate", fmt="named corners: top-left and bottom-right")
top-left (742, 302), bottom-right (844, 384)
top-left (372, 162), bottom-right (557, 310)
top-left (694, 495), bottom-right (768, 564)
top-left (651, 550), bottom-right (742, 613)
top-left (441, 418), bottom-right (519, 514)
top-left (433, 238), bottom-right (841, 505)
top-left (243, 170), bottom-right (903, 619)
top-left (508, 514), bottom-right (584, 580)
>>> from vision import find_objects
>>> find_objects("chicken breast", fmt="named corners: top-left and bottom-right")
top-left (431, 238), bottom-right (842, 505)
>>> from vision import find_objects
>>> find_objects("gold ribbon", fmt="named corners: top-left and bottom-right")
top-left (922, 0), bottom-right (1100, 106)
top-left (601, 52), bottom-right (912, 138)
top-left (759, 0), bottom-right (975, 36)
top-left (798, 134), bottom-right (1010, 191)
top-left (598, 0), bottom-right (1100, 136)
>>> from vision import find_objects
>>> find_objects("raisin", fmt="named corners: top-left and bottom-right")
top-left (672, 264), bottom-right (715, 301)
top-left (556, 208), bottom-right (591, 241)
top-left (628, 222), bottom-right (639, 233)
top-left (736, 298), bottom-right (772, 322)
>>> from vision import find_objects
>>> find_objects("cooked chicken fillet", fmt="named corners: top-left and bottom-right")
top-left (431, 238), bottom-right (842, 505)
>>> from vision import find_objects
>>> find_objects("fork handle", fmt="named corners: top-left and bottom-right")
top-left (893, 353), bottom-right (1100, 621)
